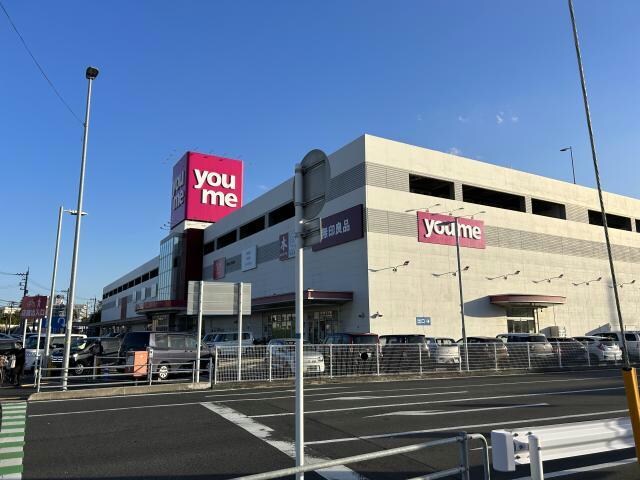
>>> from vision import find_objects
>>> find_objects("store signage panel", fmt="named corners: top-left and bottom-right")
top-left (171, 152), bottom-right (244, 227)
top-left (279, 232), bottom-right (296, 260)
top-left (417, 212), bottom-right (485, 249)
top-left (312, 204), bottom-right (364, 251)
top-left (416, 316), bottom-right (431, 326)
top-left (20, 295), bottom-right (48, 319)
top-left (242, 246), bottom-right (257, 271)
top-left (213, 257), bottom-right (226, 280)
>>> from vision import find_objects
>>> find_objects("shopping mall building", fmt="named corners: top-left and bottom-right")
top-left (100, 135), bottom-right (640, 342)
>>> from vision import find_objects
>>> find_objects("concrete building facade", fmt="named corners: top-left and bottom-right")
top-left (101, 135), bottom-right (640, 341)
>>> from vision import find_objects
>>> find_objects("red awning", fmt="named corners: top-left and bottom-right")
top-left (490, 294), bottom-right (566, 308)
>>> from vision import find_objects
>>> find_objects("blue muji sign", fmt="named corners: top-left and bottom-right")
top-left (416, 317), bottom-right (431, 326)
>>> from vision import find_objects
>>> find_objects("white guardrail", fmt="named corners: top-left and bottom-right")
top-left (491, 417), bottom-right (634, 479)
top-left (232, 433), bottom-right (490, 480)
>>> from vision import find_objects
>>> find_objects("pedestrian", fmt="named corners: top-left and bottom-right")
top-left (7, 350), bottom-right (16, 385)
top-left (13, 345), bottom-right (24, 386)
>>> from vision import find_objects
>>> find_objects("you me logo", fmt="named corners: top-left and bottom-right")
top-left (193, 169), bottom-right (238, 207)
top-left (170, 152), bottom-right (244, 227)
top-left (417, 212), bottom-right (485, 249)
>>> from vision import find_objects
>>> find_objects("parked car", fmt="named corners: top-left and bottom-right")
top-left (573, 335), bottom-right (623, 363)
top-left (25, 333), bottom-right (86, 372)
top-left (594, 331), bottom-right (640, 360)
top-left (378, 335), bottom-right (460, 370)
top-left (208, 332), bottom-right (255, 350)
top-left (118, 331), bottom-right (211, 380)
top-left (324, 333), bottom-right (379, 373)
top-left (496, 333), bottom-right (554, 360)
top-left (50, 336), bottom-right (122, 375)
top-left (546, 336), bottom-right (588, 364)
top-left (266, 339), bottom-right (325, 374)
top-left (459, 336), bottom-right (509, 369)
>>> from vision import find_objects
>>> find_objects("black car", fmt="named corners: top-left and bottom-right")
top-left (50, 337), bottom-right (121, 376)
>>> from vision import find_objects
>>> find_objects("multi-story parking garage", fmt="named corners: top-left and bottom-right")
top-left (101, 135), bottom-right (640, 342)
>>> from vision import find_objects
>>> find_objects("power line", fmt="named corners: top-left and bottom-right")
top-left (0, 1), bottom-right (83, 125)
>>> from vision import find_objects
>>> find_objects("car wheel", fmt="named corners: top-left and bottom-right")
top-left (73, 362), bottom-right (86, 376)
top-left (157, 364), bottom-right (170, 380)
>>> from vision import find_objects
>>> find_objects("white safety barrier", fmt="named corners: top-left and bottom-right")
top-left (491, 417), bottom-right (634, 479)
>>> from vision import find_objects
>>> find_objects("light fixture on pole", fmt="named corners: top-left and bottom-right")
top-left (608, 280), bottom-right (636, 289)
top-left (572, 276), bottom-right (602, 287)
top-left (532, 273), bottom-right (564, 284)
top-left (392, 260), bottom-right (410, 272)
top-left (486, 270), bottom-right (521, 281)
top-left (404, 203), bottom-right (441, 213)
top-left (560, 147), bottom-right (576, 184)
top-left (62, 66), bottom-right (99, 391)
top-left (433, 266), bottom-right (469, 277)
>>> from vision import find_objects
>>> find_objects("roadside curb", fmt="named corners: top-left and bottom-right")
top-left (28, 381), bottom-right (211, 401)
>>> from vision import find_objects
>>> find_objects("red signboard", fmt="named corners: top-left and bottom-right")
top-left (213, 257), bottom-right (226, 280)
top-left (171, 152), bottom-right (244, 227)
top-left (20, 295), bottom-right (48, 319)
top-left (417, 212), bottom-right (485, 249)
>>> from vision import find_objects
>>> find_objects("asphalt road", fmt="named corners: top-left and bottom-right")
top-left (16, 369), bottom-right (639, 479)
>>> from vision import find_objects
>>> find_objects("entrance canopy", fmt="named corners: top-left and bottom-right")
top-left (490, 294), bottom-right (566, 309)
top-left (252, 290), bottom-right (353, 312)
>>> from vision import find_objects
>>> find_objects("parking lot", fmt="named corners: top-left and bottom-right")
top-left (15, 368), bottom-right (637, 479)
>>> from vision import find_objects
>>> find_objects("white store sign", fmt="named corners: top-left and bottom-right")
top-left (242, 245), bottom-right (257, 271)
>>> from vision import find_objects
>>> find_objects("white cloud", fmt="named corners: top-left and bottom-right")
top-left (496, 113), bottom-right (504, 125)
top-left (511, 116), bottom-right (519, 123)
top-left (448, 147), bottom-right (462, 156)
top-left (257, 184), bottom-right (269, 191)
top-left (457, 115), bottom-right (469, 123)
top-left (417, 114), bottom-right (423, 122)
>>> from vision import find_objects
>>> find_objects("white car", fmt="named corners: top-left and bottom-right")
top-left (25, 333), bottom-right (87, 371)
top-left (574, 336), bottom-right (622, 363)
top-left (267, 339), bottom-right (325, 374)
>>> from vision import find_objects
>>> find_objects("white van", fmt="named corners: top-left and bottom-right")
top-left (25, 333), bottom-right (86, 371)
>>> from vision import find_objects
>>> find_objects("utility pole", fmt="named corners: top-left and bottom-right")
top-left (18, 268), bottom-right (29, 345)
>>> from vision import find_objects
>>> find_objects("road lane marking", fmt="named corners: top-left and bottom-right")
top-left (314, 390), bottom-right (468, 402)
top-left (251, 386), bottom-right (624, 418)
top-left (364, 402), bottom-right (550, 418)
top-left (511, 457), bottom-right (637, 479)
top-left (201, 402), bottom-right (366, 480)
top-left (304, 410), bottom-right (629, 445)
top-left (0, 402), bottom-right (26, 479)
top-left (204, 377), bottom-right (613, 403)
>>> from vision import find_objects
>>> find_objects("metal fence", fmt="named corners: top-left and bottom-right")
top-left (36, 355), bottom-right (212, 392)
top-left (214, 341), bottom-right (623, 384)
top-left (232, 433), bottom-right (490, 480)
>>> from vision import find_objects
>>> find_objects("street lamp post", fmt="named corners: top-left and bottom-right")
top-left (41, 208), bottom-right (86, 376)
top-left (452, 217), bottom-right (470, 371)
top-left (560, 147), bottom-right (576, 184)
top-left (62, 66), bottom-right (99, 391)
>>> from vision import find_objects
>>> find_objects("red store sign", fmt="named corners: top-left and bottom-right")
top-left (417, 212), bottom-right (485, 249)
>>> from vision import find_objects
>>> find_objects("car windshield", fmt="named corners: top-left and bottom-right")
top-left (436, 338), bottom-right (454, 345)
top-left (527, 335), bottom-right (548, 343)
top-left (352, 336), bottom-right (377, 344)
top-left (71, 338), bottom-right (89, 350)
top-left (25, 336), bottom-right (45, 349)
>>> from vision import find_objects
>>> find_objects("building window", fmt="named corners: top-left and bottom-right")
top-left (239, 216), bottom-right (266, 239)
top-left (635, 219), bottom-right (640, 233)
top-left (203, 240), bottom-right (215, 255)
top-left (531, 199), bottom-right (566, 220)
top-left (462, 185), bottom-right (525, 212)
top-left (588, 210), bottom-right (632, 231)
top-left (268, 202), bottom-right (295, 227)
top-left (409, 175), bottom-right (454, 199)
top-left (217, 230), bottom-right (237, 249)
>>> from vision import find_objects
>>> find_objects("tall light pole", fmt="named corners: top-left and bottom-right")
top-left (567, 0), bottom-right (629, 367)
top-left (560, 146), bottom-right (576, 184)
top-left (62, 66), bottom-right (99, 390)
top-left (42, 208), bottom-right (86, 371)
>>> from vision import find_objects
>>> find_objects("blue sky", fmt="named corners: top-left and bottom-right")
top-left (1, 0), bottom-right (638, 304)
